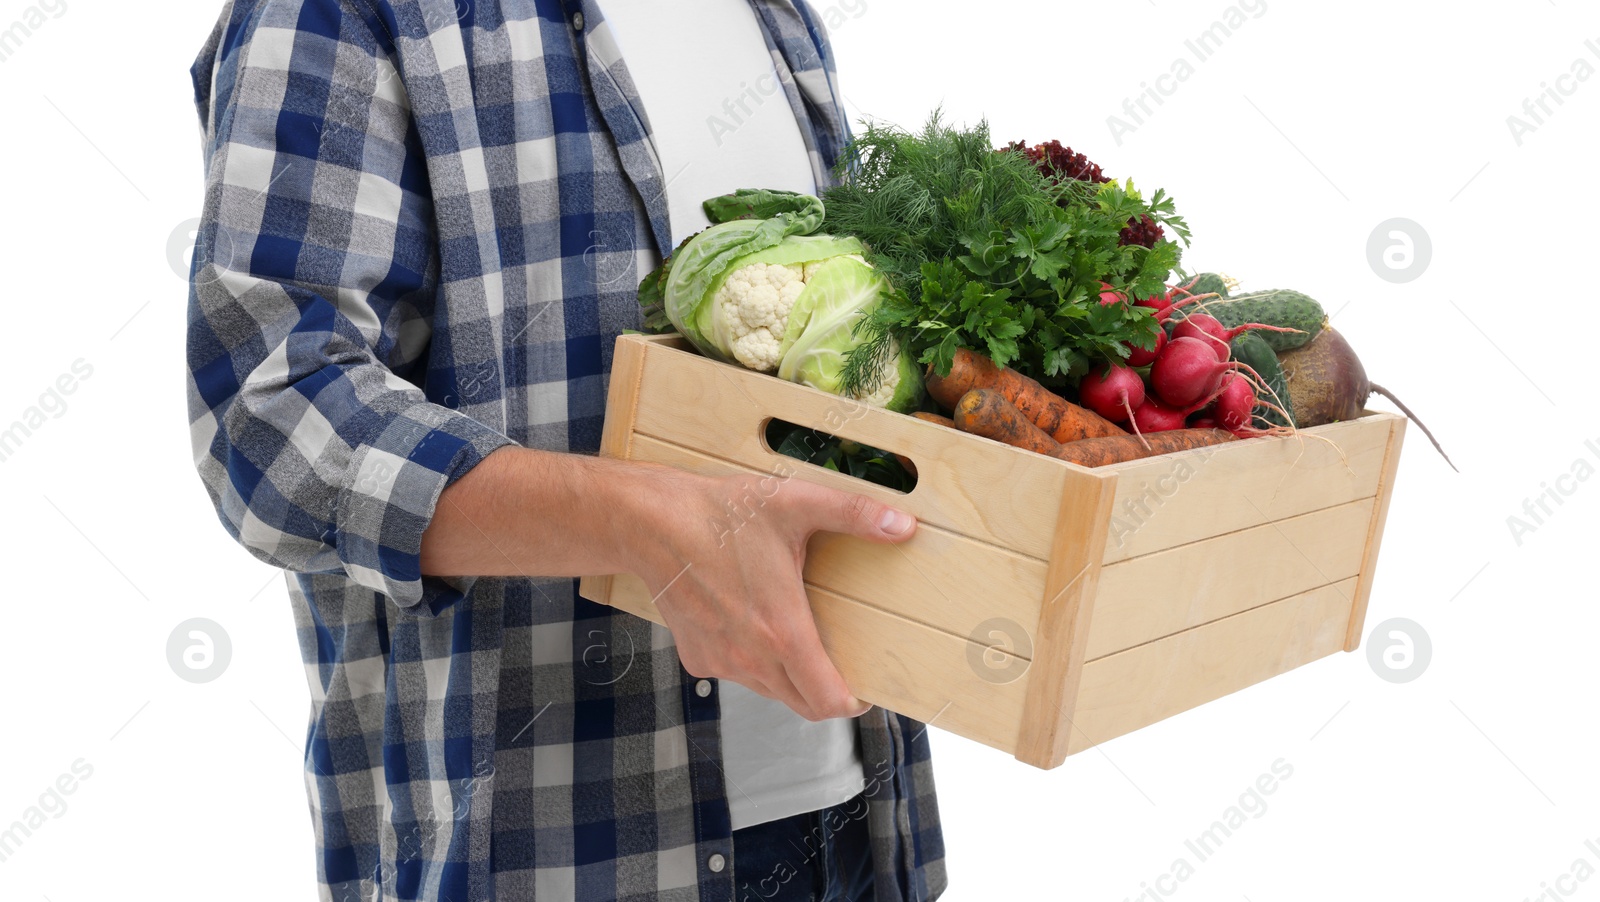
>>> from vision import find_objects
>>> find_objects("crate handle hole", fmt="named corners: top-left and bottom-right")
top-left (758, 418), bottom-right (919, 495)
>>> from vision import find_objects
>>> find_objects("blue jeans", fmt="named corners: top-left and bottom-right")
top-left (730, 792), bottom-right (875, 902)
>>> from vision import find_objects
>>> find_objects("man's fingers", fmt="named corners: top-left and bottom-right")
top-left (785, 481), bottom-right (917, 544)
top-left (778, 616), bottom-right (866, 721)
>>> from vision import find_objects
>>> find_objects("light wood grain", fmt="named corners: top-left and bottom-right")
top-left (579, 335), bottom-right (1405, 769)
top-left (576, 335), bottom-right (655, 610)
top-left (1067, 578), bottom-right (1358, 754)
top-left (1087, 498), bottom-right (1375, 659)
top-left (626, 434), bottom-right (1051, 644)
top-left (1345, 414), bottom-right (1408, 651)
top-left (1099, 415), bottom-right (1400, 564)
top-left (624, 335), bottom-right (1099, 560)
top-left (595, 572), bottom-right (1032, 756)
top-left (809, 585), bottom-right (1031, 756)
top-left (1015, 462), bottom-right (1117, 768)
top-left (598, 329), bottom-right (651, 460)
top-left (582, 572), bottom-right (664, 626)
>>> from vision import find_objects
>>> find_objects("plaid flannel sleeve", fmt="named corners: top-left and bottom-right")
top-left (185, 0), bottom-right (516, 611)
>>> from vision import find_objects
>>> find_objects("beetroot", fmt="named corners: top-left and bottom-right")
top-left (1278, 327), bottom-right (1457, 471)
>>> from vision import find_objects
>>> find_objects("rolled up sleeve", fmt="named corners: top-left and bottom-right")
top-left (185, 0), bottom-right (515, 610)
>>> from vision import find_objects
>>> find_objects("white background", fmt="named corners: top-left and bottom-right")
top-left (1, 0), bottom-right (1596, 900)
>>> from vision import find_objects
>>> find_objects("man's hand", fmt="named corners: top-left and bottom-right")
top-left (639, 469), bottom-right (917, 722)
top-left (418, 447), bottom-right (917, 721)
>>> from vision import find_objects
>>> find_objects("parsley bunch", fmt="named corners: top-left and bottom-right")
top-left (824, 115), bottom-right (1190, 392)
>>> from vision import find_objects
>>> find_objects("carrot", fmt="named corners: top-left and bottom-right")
top-left (1053, 428), bottom-right (1238, 468)
top-left (926, 348), bottom-right (1125, 444)
top-left (951, 389), bottom-right (1065, 456)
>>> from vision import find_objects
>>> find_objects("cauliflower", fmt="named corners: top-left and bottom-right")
top-left (652, 189), bottom-right (922, 411)
top-left (710, 262), bottom-right (808, 372)
top-left (846, 341), bottom-right (907, 408)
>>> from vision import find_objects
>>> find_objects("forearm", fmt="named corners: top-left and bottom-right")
top-left (419, 446), bottom-right (685, 579)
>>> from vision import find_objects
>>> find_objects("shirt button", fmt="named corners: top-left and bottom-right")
top-left (707, 853), bottom-right (726, 873)
top-left (695, 679), bottom-right (712, 698)
top-left (571, 11), bottom-right (584, 30)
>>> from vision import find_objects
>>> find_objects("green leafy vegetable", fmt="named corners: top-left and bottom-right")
top-left (635, 189), bottom-right (924, 411)
top-left (822, 114), bottom-right (1190, 391)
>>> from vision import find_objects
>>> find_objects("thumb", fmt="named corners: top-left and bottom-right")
top-left (796, 483), bottom-right (917, 543)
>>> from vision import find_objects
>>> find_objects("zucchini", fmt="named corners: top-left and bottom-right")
top-left (1173, 288), bottom-right (1326, 352)
top-left (1229, 333), bottom-right (1294, 427)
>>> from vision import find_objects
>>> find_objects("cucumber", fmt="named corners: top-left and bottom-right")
top-left (1185, 272), bottom-right (1230, 299)
top-left (1229, 333), bottom-right (1294, 427)
top-left (1173, 288), bottom-right (1326, 352)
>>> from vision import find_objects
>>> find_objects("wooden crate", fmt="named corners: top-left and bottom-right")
top-left (579, 333), bottom-right (1406, 769)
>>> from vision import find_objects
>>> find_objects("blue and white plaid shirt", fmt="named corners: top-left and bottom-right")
top-left (184, 1), bottom-right (946, 900)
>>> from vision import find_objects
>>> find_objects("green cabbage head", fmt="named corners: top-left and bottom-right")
top-left (639, 189), bottom-right (923, 412)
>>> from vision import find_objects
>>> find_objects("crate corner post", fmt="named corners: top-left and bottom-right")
top-left (577, 334), bottom-right (652, 610)
top-left (1013, 465), bottom-right (1119, 769)
top-left (1343, 413), bottom-right (1408, 653)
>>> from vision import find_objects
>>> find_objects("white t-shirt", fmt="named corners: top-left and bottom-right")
top-left (598, 0), bottom-right (866, 832)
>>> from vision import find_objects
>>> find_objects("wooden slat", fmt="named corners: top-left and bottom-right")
top-left (1087, 498), bottom-right (1375, 659)
top-left (598, 329), bottom-right (651, 460)
top-left (810, 586), bottom-right (1031, 756)
top-left (1015, 463), bottom-right (1117, 768)
top-left (1067, 578), bottom-right (1357, 754)
top-left (1100, 415), bottom-right (1399, 564)
top-left (1345, 415), bottom-right (1407, 650)
top-left (580, 336), bottom-right (1407, 769)
top-left (576, 335), bottom-right (654, 611)
top-left (623, 434), bottom-right (1052, 645)
top-left (624, 335), bottom-right (1099, 561)
top-left (581, 572), bottom-right (663, 626)
top-left (594, 573), bottom-right (1031, 756)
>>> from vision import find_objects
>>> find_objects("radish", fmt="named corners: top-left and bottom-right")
top-left (1135, 291), bottom-right (1203, 324)
top-left (1188, 414), bottom-right (1220, 430)
top-left (1174, 313), bottom-right (1303, 361)
top-left (1079, 363), bottom-right (1145, 423)
top-left (1150, 336), bottom-right (1236, 408)
top-left (1129, 396), bottom-right (1187, 433)
top-left (1172, 314), bottom-right (1232, 360)
top-left (1098, 281), bottom-right (1126, 307)
top-left (1212, 373), bottom-right (1256, 431)
top-left (1123, 329), bottom-right (1166, 368)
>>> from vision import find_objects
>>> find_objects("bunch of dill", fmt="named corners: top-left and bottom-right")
top-left (823, 114), bottom-right (1188, 394)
